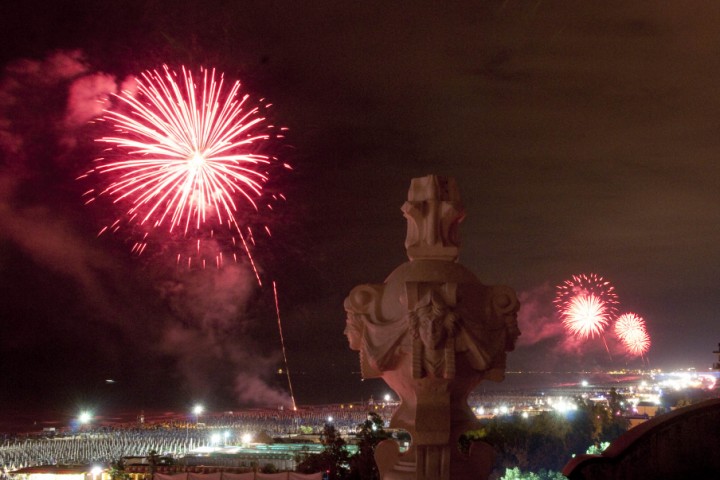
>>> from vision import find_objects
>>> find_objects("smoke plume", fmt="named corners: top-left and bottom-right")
top-left (158, 264), bottom-right (291, 407)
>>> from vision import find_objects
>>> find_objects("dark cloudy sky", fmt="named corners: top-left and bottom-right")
top-left (1, 1), bottom-right (719, 415)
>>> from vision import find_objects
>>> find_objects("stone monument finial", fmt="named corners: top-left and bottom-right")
top-left (401, 175), bottom-right (465, 261)
top-left (344, 175), bottom-right (520, 480)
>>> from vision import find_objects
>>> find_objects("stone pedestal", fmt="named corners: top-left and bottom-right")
top-left (344, 175), bottom-right (520, 480)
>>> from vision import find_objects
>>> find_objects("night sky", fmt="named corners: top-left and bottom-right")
top-left (1, 1), bottom-right (719, 415)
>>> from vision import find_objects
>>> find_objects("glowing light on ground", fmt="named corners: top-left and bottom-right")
top-left (83, 65), bottom-right (287, 280)
top-left (657, 372), bottom-right (717, 391)
top-left (548, 397), bottom-right (577, 414)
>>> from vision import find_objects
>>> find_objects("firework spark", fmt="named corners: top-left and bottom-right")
top-left (83, 65), bottom-right (286, 280)
top-left (614, 312), bottom-right (651, 356)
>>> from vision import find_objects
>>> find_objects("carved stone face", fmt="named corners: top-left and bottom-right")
top-left (505, 314), bottom-right (521, 351)
top-left (344, 314), bottom-right (363, 351)
top-left (417, 307), bottom-right (447, 350)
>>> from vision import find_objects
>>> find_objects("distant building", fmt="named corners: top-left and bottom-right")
top-left (626, 414), bottom-right (651, 429)
top-left (635, 401), bottom-right (660, 418)
top-left (713, 342), bottom-right (720, 371)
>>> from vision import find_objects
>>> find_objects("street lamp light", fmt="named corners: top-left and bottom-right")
top-left (78, 411), bottom-right (92, 432)
top-left (91, 466), bottom-right (102, 480)
top-left (186, 404), bottom-right (204, 443)
top-left (193, 404), bottom-right (204, 424)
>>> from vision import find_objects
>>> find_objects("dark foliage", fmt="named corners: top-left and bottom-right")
top-left (347, 411), bottom-right (391, 480)
top-left (461, 396), bottom-right (629, 476)
top-left (296, 423), bottom-right (350, 480)
top-left (297, 412), bottom-right (391, 480)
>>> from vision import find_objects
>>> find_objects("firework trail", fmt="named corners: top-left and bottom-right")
top-left (82, 65), bottom-right (288, 283)
top-left (556, 273), bottom-right (618, 358)
top-left (273, 280), bottom-right (297, 411)
top-left (614, 312), bottom-right (651, 358)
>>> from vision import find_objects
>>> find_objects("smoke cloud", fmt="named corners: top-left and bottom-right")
top-left (65, 73), bottom-right (117, 127)
top-left (0, 50), bottom-right (119, 300)
top-left (516, 283), bottom-right (563, 347)
top-left (158, 264), bottom-right (291, 407)
top-left (0, 177), bottom-right (112, 300)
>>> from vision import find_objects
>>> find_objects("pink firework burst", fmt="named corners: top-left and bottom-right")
top-left (555, 273), bottom-right (619, 319)
top-left (561, 293), bottom-right (611, 340)
top-left (614, 313), bottom-right (651, 356)
top-left (82, 65), bottom-right (288, 279)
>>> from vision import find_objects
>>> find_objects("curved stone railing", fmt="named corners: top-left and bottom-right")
top-left (563, 397), bottom-right (720, 479)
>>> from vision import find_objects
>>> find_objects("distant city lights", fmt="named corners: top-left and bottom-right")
top-left (656, 372), bottom-right (716, 391)
top-left (467, 368), bottom-right (719, 422)
top-left (549, 398), bottom-right (577, 414)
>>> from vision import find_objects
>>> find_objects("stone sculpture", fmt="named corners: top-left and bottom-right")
top-left (344, 175), bottom-right (520, 480)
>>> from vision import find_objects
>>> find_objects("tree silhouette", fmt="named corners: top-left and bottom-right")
top-left (348, 411), bottom-right (390, 480)
top-left (296, 423), bottom-right (350, 480)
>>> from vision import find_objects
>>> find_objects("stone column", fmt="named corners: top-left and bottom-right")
top-left (344, 175), bottom-right (520, 480)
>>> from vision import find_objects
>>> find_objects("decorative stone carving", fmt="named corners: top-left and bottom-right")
top-left (401, 175), bottom-right (465, 261)
top-left (344, 175), bottom-right (520, 480)
top-left (408, 289), bottom-right (457, 379)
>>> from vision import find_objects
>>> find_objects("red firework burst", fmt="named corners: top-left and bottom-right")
top-left (555, 273), bottom-right (619, 319)
top-left (614, 313), bottom-right (651, 356)
top-left (561, 293), bottom-right (611, 340)
top-left (82, 65), bottom-right (288, 279)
